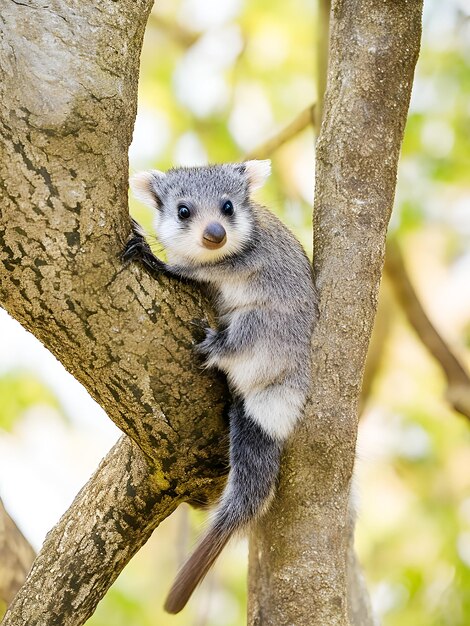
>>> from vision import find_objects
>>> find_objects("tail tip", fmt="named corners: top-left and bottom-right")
top-left (163, 516), bottom-right (233, 614)
top-left (163, 596), bottom-right (185, 615)
top-left (164, 590), bottom-right (187, 614)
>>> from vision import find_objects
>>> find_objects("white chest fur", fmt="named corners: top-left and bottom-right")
top-left (217, 279), bottom-right (255, 313)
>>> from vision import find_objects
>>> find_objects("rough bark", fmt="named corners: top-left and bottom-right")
top-left (0, 0), bottom-right (227, 475)
top-left (0, 1), bottom-right (228, 624)
top-left (0, 500), bottom-right (35, 618)
top-left (248, 1), bottom-right (423, 625)
top-left (359, 280), bottom-right (393, 413)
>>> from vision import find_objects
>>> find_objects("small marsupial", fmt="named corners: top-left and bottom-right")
top-left (123, 160), bottom-right (317, 613)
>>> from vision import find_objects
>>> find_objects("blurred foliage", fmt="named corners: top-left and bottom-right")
top-left (356, 314), bottom-right (470, 626)
top-left (395, 5), bottom-right (470, 243)
top-left (0, 371), bottom-right (62, 432)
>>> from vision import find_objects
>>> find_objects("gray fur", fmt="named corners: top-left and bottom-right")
top-left (125, 161), bottom-right (317, 613)
top-left (164, 401), bottom-right (282, 614)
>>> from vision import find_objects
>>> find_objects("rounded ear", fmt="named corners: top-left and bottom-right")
top-left (243, 160), bottom-right (271, 191)
top-left (129, 170), bottom-right (165, 209)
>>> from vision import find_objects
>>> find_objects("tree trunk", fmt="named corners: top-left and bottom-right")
top-left (0, 0), bottom-right (422, 624)
top-left (248, 1), bottom-right (423, 624)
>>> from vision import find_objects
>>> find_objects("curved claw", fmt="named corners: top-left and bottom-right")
top-left (122, 222), bottom-right (167, 275)
top-left (195, 327), bottom-right (219, 357)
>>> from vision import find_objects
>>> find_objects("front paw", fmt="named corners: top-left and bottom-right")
top-left (123, 230), bottom-right (167, 276)
top-left (122, 235), bottom-right (145, 263)
top-left (195, 327), bottom-right (219, 357)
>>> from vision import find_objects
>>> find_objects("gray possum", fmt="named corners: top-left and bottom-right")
top-left (123, 160), bottom-right (317, 613)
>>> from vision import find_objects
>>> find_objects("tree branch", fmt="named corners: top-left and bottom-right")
top-left (0, 0), bottom-right (231, 470)
top-left (0, 1), bottom-right (426, 624)
top-left (359, 280), bottom-right (394, 414)
top-left (0, 0), bottom-right (233, 486)
top-left (0, 1), bottom-right (230, 623)
top-left (243, 104), bottom-right (316, 161)
top-left (1, 437), bottom-right (205, 626)
top-left (148, 12), bottom-right (200, 48)
top-left (385, 239), bottom-right (470, 419)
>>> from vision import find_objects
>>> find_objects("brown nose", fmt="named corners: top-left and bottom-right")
top-left (202, 222), bottom-right (227, 249)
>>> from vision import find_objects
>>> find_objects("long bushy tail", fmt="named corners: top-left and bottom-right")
top-left (164, 401), bottom-right (282, 614)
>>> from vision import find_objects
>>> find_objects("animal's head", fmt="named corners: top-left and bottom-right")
top-left (130, 160), bottom-right (271, 264)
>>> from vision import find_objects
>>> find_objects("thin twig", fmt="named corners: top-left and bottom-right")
top-left (243, 104), bottom-right (316, 161)
top-left (148, 13), bottom-right (199, 48)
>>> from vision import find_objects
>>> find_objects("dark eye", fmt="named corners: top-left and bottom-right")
top-left (178, 205), bottom-right (191, 219)
top-left (222, 200), bottom-right (234, 216)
